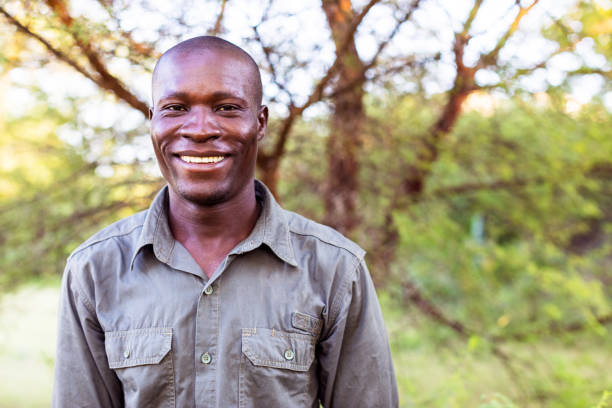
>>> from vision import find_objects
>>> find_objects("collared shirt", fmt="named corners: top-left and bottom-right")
top-left (52, 180), bottom-right (398, 408)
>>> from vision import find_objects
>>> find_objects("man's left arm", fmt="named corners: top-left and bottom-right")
top-left (316, 259), bottom-right (398, 408)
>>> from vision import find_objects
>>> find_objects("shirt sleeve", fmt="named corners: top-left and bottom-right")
top-left (52, 260), bottom-right (124, 407)
top-left (317, 259), bottom-right (398, 408)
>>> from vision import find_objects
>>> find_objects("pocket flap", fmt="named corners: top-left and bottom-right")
top-left (105, 327), bottom-right (172, 369)
top-left (292, 312), bottom-right (322, 336)
top-left (241, 328), bottom-right (315, 372)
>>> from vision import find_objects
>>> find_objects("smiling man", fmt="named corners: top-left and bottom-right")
top-left (53, 36), bottom-right (397, 408)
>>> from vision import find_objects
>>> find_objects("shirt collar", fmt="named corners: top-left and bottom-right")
top-left (130, 186), bottom-right (174, 270)
top-left (242, 180), bottom-right (297, 266)
top-left (130, 180), bottom-right (297, 270)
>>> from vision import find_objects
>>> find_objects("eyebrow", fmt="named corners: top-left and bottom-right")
top-left (157, 91), bottom-right (250, 106)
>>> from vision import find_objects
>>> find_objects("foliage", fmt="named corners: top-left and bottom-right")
top-left (0, 86), bottom-right (162, 287)
top-left (593, 391), bottom-right (612, 408)
top-left (276, 89), bottom-right (612, 333)
top-left (274, 91), bottom-right (612, 404)
top-left (389, 95), bottom-right (612, 333)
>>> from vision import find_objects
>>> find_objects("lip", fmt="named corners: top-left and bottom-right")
top-left (174, 150), bottom-right (231, 157)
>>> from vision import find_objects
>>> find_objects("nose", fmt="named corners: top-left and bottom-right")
top-left (177, 107), bottom-right (221, 142)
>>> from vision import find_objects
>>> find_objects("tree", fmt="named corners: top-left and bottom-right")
top-left (3, 0), bottom-right (600, 235)
top-left (1, 2), bottom-right (611, 404)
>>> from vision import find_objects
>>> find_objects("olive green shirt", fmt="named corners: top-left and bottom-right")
top-left (52, 181), bottom-right (398, 407)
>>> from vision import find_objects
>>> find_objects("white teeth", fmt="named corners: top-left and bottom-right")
top-left (180, 155), bottom-right (225, 164)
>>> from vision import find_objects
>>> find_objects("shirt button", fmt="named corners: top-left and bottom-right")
top-left (284, 349), bottom-right (295, 361)
top-left (201, 352), bottom-right (212, 365)
top-left (204, 285), bottom-right (213, 295)
top-left (123, 349), bottom-right (130, 359)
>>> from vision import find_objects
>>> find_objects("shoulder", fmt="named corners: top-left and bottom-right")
top-left (282, 209), bottom-right (365, 261)
top-left (62, 210), bottom-right (148, 308)
top-left (281, 210), bottom-right (374, 327)
top-left (67, 210), bottom-right (147, 265)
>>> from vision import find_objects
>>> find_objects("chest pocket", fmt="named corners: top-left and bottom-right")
top-left (105, 327), bottom-right (175, 408)
top-left (239, 328), bottom-right (316, 408)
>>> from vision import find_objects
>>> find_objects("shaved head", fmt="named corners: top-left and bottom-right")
top-left (152, 36), bottom-right (263, 107)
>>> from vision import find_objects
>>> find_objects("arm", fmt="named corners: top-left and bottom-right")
top-left (52, 260), bottom-right (124, 407)
top-left (317, 259), bottom-right (398, 408)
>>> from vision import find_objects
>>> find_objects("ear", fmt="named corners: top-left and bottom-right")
top-left (148, 106), bottom-right (154, 120)
top-left (256, 105), bottom-right (268, 141)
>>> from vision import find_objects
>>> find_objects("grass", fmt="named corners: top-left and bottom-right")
top-left (379, 292), bottom-right (612, 408)
top-left (0, 281), bottom-right (609, 407)
top-left (0, 280), bottom-right (58, 408)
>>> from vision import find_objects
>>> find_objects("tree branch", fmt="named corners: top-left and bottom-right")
top-left (341, 0), bottom-right (382, 52)
top-left (94, 0), bottom-right (161, 60)
top-left (478, 0), bottom-right (540, 69)
top-left (566, 67), bottom-right (612, 79)
top-left (363, 0), bottom-right (421, 72)
top-left (427, 177), bottom-right (545, 199)
top-left (43, 0), bottom-right (150, 116)
top-left (0, 6), bottom-right (98, 84)
top-left (398, 0), bottom-right (543, 201)
top-left (1, 4), bottom-right (150, 117)
top-left (461, 0), bottom-right (484, 37)
top-left (211, 0), bottom-right (228, 35)
top-left (259, 0), bottom-right (404, 168)
top-left (400, 273), bottom-right (609, 401)
top-left (78, 39), bottom-right (150, 116)
top-left (494, 313), bottom-right (612, 342)
top-left (511, 42), bottom-right (577, 77)
top-left (251, 24), bottom-right (295, 105)
top-left (402, 279), bottom-right (470, 336)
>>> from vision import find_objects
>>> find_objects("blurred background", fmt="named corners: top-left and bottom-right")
top-left (0, 0), bottom-right (611, 406)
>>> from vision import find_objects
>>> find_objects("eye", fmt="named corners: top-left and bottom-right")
top-left (217, 104), bottom-right (240, 112)
top-left (163, 104), bottom-right (187, 112)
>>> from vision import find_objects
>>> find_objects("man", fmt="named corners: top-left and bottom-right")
top-left (53, 36), bottom-right (397, 407)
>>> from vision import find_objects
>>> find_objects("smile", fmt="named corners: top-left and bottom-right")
top-left (179, 155), bottom-right (226, 164)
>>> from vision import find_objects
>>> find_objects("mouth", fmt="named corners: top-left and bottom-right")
top-left (179, 155), bottom-right (226, 164)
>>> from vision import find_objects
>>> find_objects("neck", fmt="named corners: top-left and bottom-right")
top-left (167, 181), bottom-right (261, 253)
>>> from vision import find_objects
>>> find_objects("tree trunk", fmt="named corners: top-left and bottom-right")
top-left (257, 156), bottom-right (280, 198)
top-left (321, 0), bottom-right (366, 235)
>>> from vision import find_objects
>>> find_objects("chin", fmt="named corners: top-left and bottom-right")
top-left (175, 183), bottom-right (234, 206)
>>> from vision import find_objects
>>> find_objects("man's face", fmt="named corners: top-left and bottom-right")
top-left (150, 50), bottom-right (267, 206)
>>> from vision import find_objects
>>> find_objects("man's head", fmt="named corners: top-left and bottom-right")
top-left (152, 36), bottom-right (263, 108)
top-left (150, 36), bottom-right (267, 206)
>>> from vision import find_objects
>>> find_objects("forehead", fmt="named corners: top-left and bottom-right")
top-left (152, 50), bottom-right (256, 102)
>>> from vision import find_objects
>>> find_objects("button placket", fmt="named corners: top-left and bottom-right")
top-left (194, 278), bottom-right (220, 408)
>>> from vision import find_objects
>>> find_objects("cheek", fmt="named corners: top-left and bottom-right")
top-left (230, 121), bottom-right (260, 146)
top-left (150, 122), bottom-right (175, 152)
